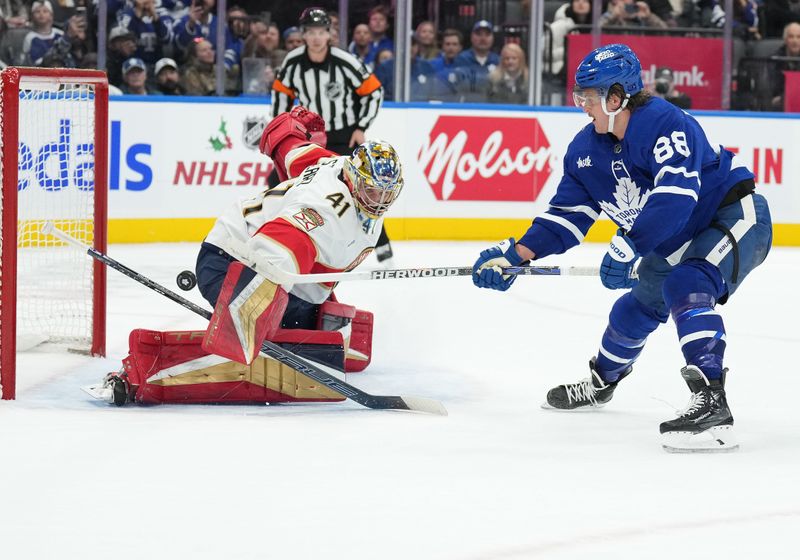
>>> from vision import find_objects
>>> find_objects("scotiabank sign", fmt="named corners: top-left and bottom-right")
top-left (418, 115), bottom-right (552, 201)
top-left (566, 35), bottom-right (723, 110)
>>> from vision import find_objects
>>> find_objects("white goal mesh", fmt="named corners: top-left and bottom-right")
top-left (16, 80), bottom-right (97, 350)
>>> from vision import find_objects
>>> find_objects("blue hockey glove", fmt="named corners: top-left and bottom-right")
top-left (472, 237), bottom-right (526, 291)
top-left (600, 230), bottom-right (640, 290)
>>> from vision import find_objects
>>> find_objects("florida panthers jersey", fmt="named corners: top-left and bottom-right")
top-left (205, 153), bottom-right (381, 304)
top-left (519, 97), bottom-right (754, 261)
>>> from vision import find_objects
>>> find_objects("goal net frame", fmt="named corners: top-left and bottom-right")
top-left (0, 67), bottom-right (108, 400)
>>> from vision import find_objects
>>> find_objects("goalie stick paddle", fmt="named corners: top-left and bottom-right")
top-left (41, 223), bottom-right (447, 416)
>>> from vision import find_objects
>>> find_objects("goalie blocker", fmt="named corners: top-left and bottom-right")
top-left (106, 261), bottom-right (374, 405)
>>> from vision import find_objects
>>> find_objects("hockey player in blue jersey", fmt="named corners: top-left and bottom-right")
top-left (472, 44), bottom-right (772, 452)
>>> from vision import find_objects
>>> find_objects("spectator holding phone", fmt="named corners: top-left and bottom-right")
top-left (173, 0), bottom-right (238, 69)
top-left (601, 0), bottom-right (668, 28)
top-left (118, 0), bottom-right (173, 65)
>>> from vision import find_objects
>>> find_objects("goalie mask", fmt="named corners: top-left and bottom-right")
top-left (343, 140), bottom-right (404, 231)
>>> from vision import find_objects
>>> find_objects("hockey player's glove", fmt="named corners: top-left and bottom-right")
top-left (600, 230), bottom-right (640, 290)
top-left (472, 237), bottom-right (526, 291)
top-left (289, 105), bottom-right (327, 147)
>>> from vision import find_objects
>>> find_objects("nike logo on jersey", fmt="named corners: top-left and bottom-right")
top-left (577, 155), bottom-right (592, 168)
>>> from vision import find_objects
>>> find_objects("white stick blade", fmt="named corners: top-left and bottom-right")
top-left (400, 396), bottom-right (448, 416)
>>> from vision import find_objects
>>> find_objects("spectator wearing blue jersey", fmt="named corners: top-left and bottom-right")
top-left (118, 0), bottom-right (173, 65)
top-left (348, 22), bottom-right (371, 65)
top-left (455, 19), bottom-right (500, 102)
top-left (453, 20), bottom-right (500, 102)
top-left (374, 35), bottom-right (436, 101)
top-left (22, 0), bottom-right (62, 65)
top-left (472, 44), bottom-right (772, 453)
top-left (173, 0), bottom-right (238, 69)
top-left (364, 4), bottom-right (393, 66)
top-left (429, 28), bottom-right (463, 101)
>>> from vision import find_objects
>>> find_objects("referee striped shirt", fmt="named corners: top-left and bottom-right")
top-left (271, 45), bottom-right (383, 133)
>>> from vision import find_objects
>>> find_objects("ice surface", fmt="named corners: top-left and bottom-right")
top-left (1, 241), bottom-right (798, 559)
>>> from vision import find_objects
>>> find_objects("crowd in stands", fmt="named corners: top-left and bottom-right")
top-left (0, 0), bottom-right (798, 109)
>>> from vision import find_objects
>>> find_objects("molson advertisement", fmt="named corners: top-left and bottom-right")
top-left (106, 98), bottom-right (798, 244)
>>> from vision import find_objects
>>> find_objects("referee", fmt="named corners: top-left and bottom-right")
top-left (271, 7), bottom-right (393, 262)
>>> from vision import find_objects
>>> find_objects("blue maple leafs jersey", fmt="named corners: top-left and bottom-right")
top-left (519, 97), bottom-right (754, 260)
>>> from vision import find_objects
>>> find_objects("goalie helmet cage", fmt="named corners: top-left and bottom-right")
top-left (0, 67), bottom-right (108, 400)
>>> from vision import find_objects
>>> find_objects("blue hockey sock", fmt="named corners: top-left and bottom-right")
top-left (670, 294), bottom-right (726, 379)
top-left (595, 324), bottom-right (646, 382)
top-left (663, 261), bottom-right (727, 380)
top-left (594, 293), bottom-right (666, 383)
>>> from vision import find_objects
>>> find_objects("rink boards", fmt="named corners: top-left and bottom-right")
top-left (64, 96), bottom-right (800, 245)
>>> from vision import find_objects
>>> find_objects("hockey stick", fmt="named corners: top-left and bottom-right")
top-left (271, 265), bottom-right (601, 284)
top-left (41, 222), bottom-right (447, 416)
top-left (227, 239), bottom-right (599, 284)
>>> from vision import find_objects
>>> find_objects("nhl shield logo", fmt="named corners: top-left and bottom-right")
top-left (325, 82), bottom-right (344, 99)
top-left (242, 116), bottom-right (268, 151)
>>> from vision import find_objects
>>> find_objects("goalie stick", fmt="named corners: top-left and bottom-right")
top-left (41, 222), bottom-right (447, 416)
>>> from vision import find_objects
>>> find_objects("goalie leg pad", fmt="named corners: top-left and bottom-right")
top-left (347, 310), bottom-right (374, 373)
top-left (272, 328), bottom-right (346, 373)
top-left (314, 299), bottom-right (373, 373)
top-left (202, 261), bottom-right (288, 365)
top-left (123, 329), bottom-right (344, 404)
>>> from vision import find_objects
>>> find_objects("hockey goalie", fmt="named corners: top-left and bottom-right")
top-left (91, 106), bottom-right (404, 406)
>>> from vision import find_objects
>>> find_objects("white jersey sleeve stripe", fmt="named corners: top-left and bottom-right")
top-left (550, 204), bottom-right (600, 221)
top-left (654, 165), bottom-right (701, 187)
top-left (537, 213), bottom-right (586, 243)
top-left (650, 186), bottom-right (699, 201)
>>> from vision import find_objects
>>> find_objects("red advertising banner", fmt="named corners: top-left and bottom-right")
top-left (417, 115), bottom-right (553, 202)
top-left (566, 35), bottom-right (724, 110)
top-left (784, 71), bottom-right (800, 112)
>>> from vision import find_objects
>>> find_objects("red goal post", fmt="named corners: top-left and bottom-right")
top-left (0, 67), bottom-right (108, 400)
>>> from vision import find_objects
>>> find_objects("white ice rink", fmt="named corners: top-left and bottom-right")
top-left (1, 240), bottom-right (798, 559)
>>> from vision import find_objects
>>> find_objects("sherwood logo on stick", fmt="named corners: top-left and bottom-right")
top-left (371, 268), bottom-right (462, 279)
top-left (418, 116), bottom-right (553, 202)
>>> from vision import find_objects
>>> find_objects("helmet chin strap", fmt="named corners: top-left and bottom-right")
top-left (600, 94), bottom-right (630, 134)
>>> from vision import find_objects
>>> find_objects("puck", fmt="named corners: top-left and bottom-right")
top-left (177, 270), bottom-right (197, 291)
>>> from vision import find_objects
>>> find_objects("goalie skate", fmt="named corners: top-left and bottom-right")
top-left (81, 371), bottom-right (131, 407)
top-left (660, 366), bottom-right (739, 453)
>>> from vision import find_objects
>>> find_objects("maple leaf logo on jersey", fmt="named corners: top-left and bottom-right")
top-left (598, 160), bottom-right (651, 230)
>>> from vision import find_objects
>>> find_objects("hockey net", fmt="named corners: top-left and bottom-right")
top-left (0, 68), bottom-right (108, 400)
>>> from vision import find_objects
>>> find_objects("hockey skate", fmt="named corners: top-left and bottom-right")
top-left (81, 370), bottom-right (132, 407)
top-left (660, 366), bottom-right (738, 453)
top-left (542, 358), bottom-right (631, 410)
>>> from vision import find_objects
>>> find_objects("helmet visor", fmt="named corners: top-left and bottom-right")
top-left (572, 87), bottom-right (602, 109)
